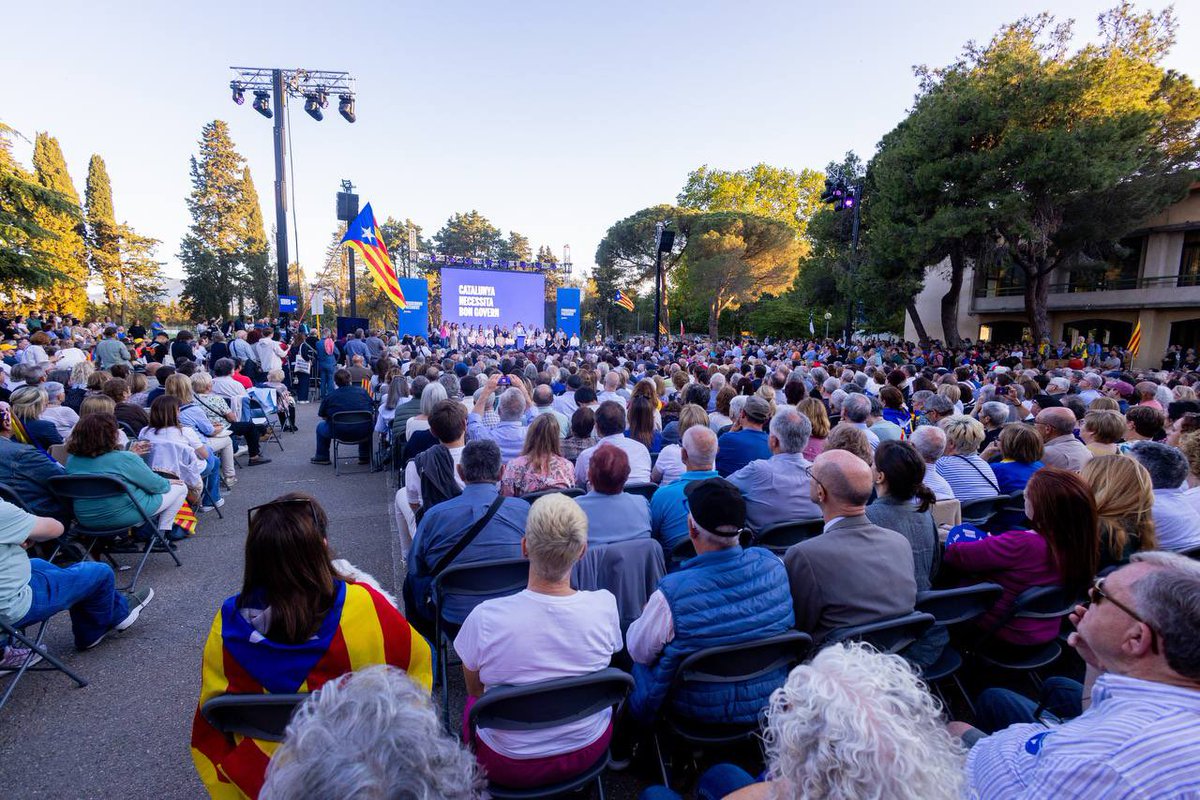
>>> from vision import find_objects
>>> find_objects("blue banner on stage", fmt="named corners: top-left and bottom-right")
top-left (556, 288), bottom-right (582, 339)
top-left (397, 278), bottom-right (429, 338)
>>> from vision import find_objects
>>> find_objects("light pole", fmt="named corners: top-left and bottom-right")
top-left (653, 222), bottom-right (675, 349)
top-left (819, 176), bottom-right (863, 348)
top-left (824, 311), bottom-right (832, 339)
top-left (229, 66), bottom-right (356, 327)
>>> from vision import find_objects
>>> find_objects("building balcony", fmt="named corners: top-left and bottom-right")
top-left (970, 274), bottom-right (1200, 315)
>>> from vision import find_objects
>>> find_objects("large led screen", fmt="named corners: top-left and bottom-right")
top-left (440, 267), bottom-right (546, 329)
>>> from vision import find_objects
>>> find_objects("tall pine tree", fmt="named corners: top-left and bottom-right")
top-left (32, 133), bottom-right (87, 316)
top-left (0, 122), bottom-right (75, 298)
top-left (85, 154), bottom-right (122, 317)
top-left (238, 167), bottom-right (272, 316)
top-left (180, 120), bottom-right (250, 319)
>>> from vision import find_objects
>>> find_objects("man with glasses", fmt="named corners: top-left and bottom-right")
top-left (951, 552), bottom-right (1200, 798)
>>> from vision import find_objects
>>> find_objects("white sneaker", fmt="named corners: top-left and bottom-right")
top-left (233, 446), bottom-right (250, 458)
top-left (214, 498), bottom-right (226, 508)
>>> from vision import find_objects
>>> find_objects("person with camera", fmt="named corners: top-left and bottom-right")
top-left (466, 373), bottom-right (533, 464)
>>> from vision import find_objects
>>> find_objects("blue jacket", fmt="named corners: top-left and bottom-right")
top-left (630, 546), bottom-right (794, 724)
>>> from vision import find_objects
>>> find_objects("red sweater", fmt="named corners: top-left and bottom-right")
top-left (944, 529), bottom-right (1063, 645)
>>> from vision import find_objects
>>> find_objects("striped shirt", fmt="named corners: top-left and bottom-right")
top-left (965, 673), bottom-right (1200, 799)
top-left (934, 454), bottom-right (1000, 504)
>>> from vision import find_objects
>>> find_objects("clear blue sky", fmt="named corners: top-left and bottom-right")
top-left (4, 1), bottom-right (1198, 289)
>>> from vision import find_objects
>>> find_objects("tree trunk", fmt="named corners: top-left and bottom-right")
top-left (708, 298), bottom-right (720, 341)
top-left (906, 298), bottom-right (931, 344)
top-left (940, 248), bottom-right (965, 347)
top-left (1023, 270), bottom-right (1052, 344)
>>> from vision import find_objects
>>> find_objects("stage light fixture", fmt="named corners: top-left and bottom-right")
top-left (252, 91), bottom-right (272, 119)
top-left (230, 82), bottom-right (245, 105)
top-left (338, 94), bottom-right (356, 123)
top-left (304, 94), bottom-right (324, 121)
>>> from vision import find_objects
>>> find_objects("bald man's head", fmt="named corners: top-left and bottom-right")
top-left (1036, 407), bottom-right (1076, 437)
top-left (812, 448), bottom-right (873, 507)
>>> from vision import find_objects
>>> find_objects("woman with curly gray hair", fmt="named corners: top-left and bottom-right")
top-left (641, 642), bottom-right (965, 800)
top-left (260, 665), bottom-right (480, 800)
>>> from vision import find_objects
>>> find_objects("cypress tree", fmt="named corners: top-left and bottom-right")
top-left (0, 122), bottom-right (74, 296)
top-left (31, 132), bottom-right (88, 316)
top-left (238, 167), bottom-right (272, 316)
top-left (85, 154), bottom-right (123, 318)
top-left (180, 120), bottom-right (248, 319)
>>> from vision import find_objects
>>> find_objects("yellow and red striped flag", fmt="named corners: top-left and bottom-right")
top-left (1127, 319), bottom-right (1142, 358)
top-left (614, 290), bottom-right (636, 312)
top-left (342, 203), bottom-right (405, 307)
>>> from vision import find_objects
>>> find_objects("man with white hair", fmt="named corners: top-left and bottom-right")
top-left (1127, 441), bottom-right (1200, 552)
top-left (467, 374), bottom-right (532, 464)
top-left (838, 393), bottom-right (880, 452)
top-left (1077, 373), bottom-right (1104, 406)
top-left (650, 426), bottom-right (719, 554)
top-left (596, 371), bottom-right (624, 407)
top-left (953, 552), bottom-right (1200, 799)
top-left (728, 409), bottom-right (819, 531)
top-left (909, 426), bottom-right (955, 501)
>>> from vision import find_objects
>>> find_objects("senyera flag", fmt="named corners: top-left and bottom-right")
top-left (342, 202), bottom-right (405, 307)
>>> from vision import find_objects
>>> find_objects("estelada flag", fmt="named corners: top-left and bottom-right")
top-left (614, 290), bottom-right (636, 312)
top-left (342, 203), bottom-right (405, 307)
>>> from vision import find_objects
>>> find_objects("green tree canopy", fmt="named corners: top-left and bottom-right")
top-left (85, 154), bottom-right (123, 317)
top-left (593, 204), bottom-right (686, 335)
top-left (32, 132), bottom-right (87, 316)
top-left (238, 167), bottom-right (272, 316)
top-left (677, 162), bottom-right (825, 240)
top-left (433, 210), bottom-right (504, 258)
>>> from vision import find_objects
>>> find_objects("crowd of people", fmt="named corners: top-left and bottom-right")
top-left (1, 309), bottom-right (1199, 798)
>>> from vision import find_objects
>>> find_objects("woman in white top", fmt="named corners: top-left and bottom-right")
top-left (140, 395), bottom-right (222, 510)
top-left (254, 328), bottom-right (287, 375)
top-left (23, 331), bottom-right (52, 368)
top-left (653, 403), bottom-right (709, 485)
top-left (454, 493), bottom-right (621, 789)
top-left (375, 376), bottom-right (408, 435)
top-left (406, 381), bottom-right (446, 440)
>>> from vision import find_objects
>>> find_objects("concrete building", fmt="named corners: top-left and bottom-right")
top-left (905, 183), bottom-right (1200, 369)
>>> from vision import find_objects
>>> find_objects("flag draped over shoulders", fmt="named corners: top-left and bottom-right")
top-left (190, 580), bottom-right (432, 799)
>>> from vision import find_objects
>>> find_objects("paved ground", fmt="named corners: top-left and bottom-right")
top-left (0, 404), bottom-right (659, 798)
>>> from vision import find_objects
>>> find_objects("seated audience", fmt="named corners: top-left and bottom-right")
top-left (190, 372), bottom-right (270, 468)
top-left (1127, 440), bottom-right (1200, 552)
top-left (839, 393), bottom-right (881, 451)
top-left (209, 358), bottom-right (247, 405)
top-left (9, 386), bottom-right (62, 451)
top-left (311, 368), bottom-right (373, 466)
top-left (910, 425), bottom-right (955, 500)
top-left (797, 397), bottom-right (829, 461)
top-left (652, 404), bottom-right (708, 485)
top-left (643, 643), bottom-right (965, 800)
top-left (103, 377), bottom-right (150, 437)
top-left (821, 422), bottom-right (872, 466)
top-left (784, 449), bottom-right (917, 643)
top-left (404, 440), bottom-right (528, 639)
top-left (141, 395), bottom-right (222, 512)
top-left (714, 395), bottom-right (772, 477)
top-left (467, 375), bottom-right (532, 464)
top-left (728, 408), bottom-right (819, 531)
top-left (650, 426), bottom-right (720, 556)
top-left (574, 401), bottom-right (651, 487)
top-left (986, 423), bottom-right (1045, 494)
top-left (944, 467), bottom-right (1099, 646)
top-left (401, 399), bottom-right (468, 528)
top-left (1123, 404), bottom-right (1167, 446)
top-left (935, 415), bottom-right (1000, 503)
top-left (867, 395), bottom-right (903, 442)
top-left (561, 405), bottom-right (598, 462)
top-left (1080, 409), bottom-right (1125, 457)
top-left (1082, 455), bottom-right (1157, 569)
top-left (954, 552), bottom-right (1200, 799)
top-left (191, 494), bottom-right (431, 799)
top-left (708, 385), bottom-right (735, 433)
top-left (625, 395), bottom-right (663, 455)
top-left (65, 413), bottom-right (188, 535)
top-left (498, 413), bottom-right (574, 498)
top-left (0, 401), bottom-right (66, 519)
top-left (259, 666), bottom-right (478, 800)
top-left (39, 381), bottom-right (78, 440)
top-left (575, 445), bottom-right (651, 545)
top-left (454, 493), bottom-right (621, 789)
top-left (626, 477), bottom-right (794, 727)
top-left (1035, 406), bottom-right (1093, 472)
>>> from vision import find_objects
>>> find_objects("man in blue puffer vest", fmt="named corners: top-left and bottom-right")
top-left (625, 477), bottom-right (794, 726)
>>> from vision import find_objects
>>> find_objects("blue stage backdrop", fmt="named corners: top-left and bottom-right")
top-left (397, 278), bottom-right (429, 338)
top-left (440, 267), bottom-right (545, 329)
top-left (556, 288), bottom-right (582, 338)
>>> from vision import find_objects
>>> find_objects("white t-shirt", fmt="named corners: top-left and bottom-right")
top-left (454, 589), bottom-right (622, 758)
top-left (404, 445), bottom-right (466, 507)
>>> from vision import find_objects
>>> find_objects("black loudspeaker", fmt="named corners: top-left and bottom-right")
top-left (657, 230), bottom-right (676, 253)
top-left (337, 192), bottom-right (359, 222)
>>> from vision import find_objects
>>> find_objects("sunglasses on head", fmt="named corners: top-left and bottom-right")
top-left (247, 497), bottom-right (323, 534)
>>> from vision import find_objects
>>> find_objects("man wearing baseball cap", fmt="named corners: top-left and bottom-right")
top-left (625, 477), bottom-right (794, 728)
top-left (714, 395), bottom-right (773, 477)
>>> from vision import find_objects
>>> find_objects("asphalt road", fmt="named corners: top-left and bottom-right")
top-left (0, 404), bottom-right (657, 799)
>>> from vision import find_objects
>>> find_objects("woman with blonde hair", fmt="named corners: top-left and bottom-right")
top-left (1080, 410), bottom-right (1126, 457)
top-left (938, 382), bottom-right (963, 415)
top-left (755, 383), bottom-right (778, 418)
top-left (824, 424), bottom-right (872, 466)
top-left (1082, 455), bottom-right (1157, 569)
top-left (9, 386), bottom-right (62, 451)
top-left (66, 359), bottom-right (96, 411)
top-left (499, 414), bottom-right (574, 497)
top-left (798, 397), bottom-right (831, 462)
top-left (652, 404), bottom-right (709, 485)
top-left (935, 415), bottom-right (999, 503)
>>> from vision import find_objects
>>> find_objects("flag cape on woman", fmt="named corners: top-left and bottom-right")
top-left (190, 580), bottom-right (432, 799)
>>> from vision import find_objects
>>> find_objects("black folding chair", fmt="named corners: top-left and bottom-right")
top-left (247, 396), bottom-right (284, 452)
top-left (960, 495), bottom-right (1004, 528)
top-left (971, 585), bottom-right (1075, 690)
top-left (823, 611), bottom-right (936, 655)
top-left (47, 474), bottom-right (181, 592)
top-left (915, 583), bottom-right (1003, 714)
top-left (522, 487), bottom-right (584, 503)
top-left (200, 693), bottom-right (309, 743)
top-left (468, 669), bottom-right (633, 799)
top-left (432, 558), bottom-right (530, 728)
top-left (117, 421), bottom-right (139, 444)
top-left (0, 617), bottom-right (88, 711)
top-left (654, 631), bottom-right (813, 788)
top-left (623, 482), bottom-right (658, 500)
top-left (329, 410), bottom-right (374, 476)
top-left (752, 518), bottom-right (824, 555)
